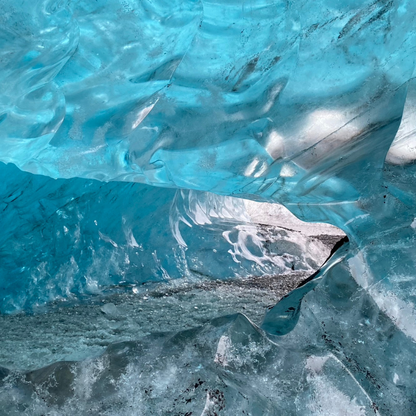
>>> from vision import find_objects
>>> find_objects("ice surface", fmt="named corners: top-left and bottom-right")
top-left (1, 0), bottom-right (414, 202)
top-left (1, 0), bottom-right (416, 414)
top-left (0, 314), bottom-right (379, 415)
top-left (0, 272), bottom-right (314, 371)
top-left (0, 162), bottom-right (329, 314)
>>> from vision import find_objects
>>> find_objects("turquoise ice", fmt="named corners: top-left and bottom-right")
top-left (1, 0), bottom-right (416, 413)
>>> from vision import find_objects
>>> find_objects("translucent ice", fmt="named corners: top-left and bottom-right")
top-left (0, 162), bottom-right (330, 314)
top-left (1, 0), bottom-right (416, 414)
top-left (0, 314), bottom-right (381, 415)
top-left (2, 0), bottom-right (414, 201)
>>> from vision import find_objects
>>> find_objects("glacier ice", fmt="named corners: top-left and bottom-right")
top-left (0, 314), bottom-right (381, 415)
top-left (1, 0), bottom-right (416, 414)
top-left (0, 161), bottom-right (331, 314)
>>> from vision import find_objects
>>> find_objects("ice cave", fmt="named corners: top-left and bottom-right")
top-left (1, 0), bottom-right (416, 414)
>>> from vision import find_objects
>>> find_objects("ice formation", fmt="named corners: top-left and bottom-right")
top-left (1, 0), bottom-right (416, 414)
top-left (0, 161), bottom-right (331, 314)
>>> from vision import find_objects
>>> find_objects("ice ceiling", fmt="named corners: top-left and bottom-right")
top-left (1, 0), bottom-right (416, 414)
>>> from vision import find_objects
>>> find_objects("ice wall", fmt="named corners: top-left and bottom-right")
top-left (0, 161), bottom-right (329, 313)
top-left (1, 0), bottom-right (414, 206)
top-left (1, 0), bottom-right (416, 413)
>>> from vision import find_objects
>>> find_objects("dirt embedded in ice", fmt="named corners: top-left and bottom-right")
top-left (245, 200), bottom-right (345, 237)
top-left (0, 270), bottom-right (310, 371)
top-left (0, 202), bottom-right (345, 372)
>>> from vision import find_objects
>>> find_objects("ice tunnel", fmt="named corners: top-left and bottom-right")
top-left (1, 0), bottom-right (416, 414)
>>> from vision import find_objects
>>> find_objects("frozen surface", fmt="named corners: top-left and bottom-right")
top-left (0, 162), bottom-right (330, 314)
top-left (1, 0), bottom-right (416, 414)
top-left (245, 200), bottom-right (344, 237)
top-left (0, 272), bottom-right (312, 371)
top-left (1, 0), bottom-right (414, 202)
top-left (0, 314), bottom-right (379, 415)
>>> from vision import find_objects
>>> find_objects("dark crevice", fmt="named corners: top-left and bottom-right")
top-left (297, 235), bottom-right (349, 289)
